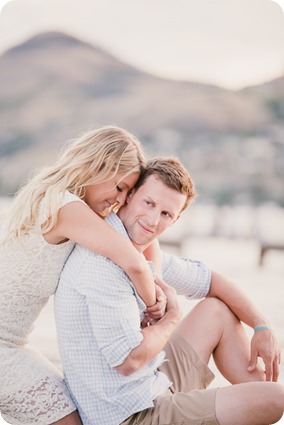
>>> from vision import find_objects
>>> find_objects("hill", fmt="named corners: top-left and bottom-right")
top-left (0, 31), bottom-right (283, 205)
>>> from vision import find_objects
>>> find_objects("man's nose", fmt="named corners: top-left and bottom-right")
top-left (116, 191), bottom-right (127, 206)
top-left (147, 209), bottom-right (160, 227)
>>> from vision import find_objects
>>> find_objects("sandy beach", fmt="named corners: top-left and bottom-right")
top-left (27, 235), bottom-right (284, 387)
top-left (25, 236), bottom-right (284, 425)
top-left (1, 198), bottom-right (284, 423)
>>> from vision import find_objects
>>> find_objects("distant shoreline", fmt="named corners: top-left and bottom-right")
top-left (1, 197), bottom-right (284, 240)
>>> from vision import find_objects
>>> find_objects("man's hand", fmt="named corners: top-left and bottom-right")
top-left (143, 278), bottom-right (182, 327)
top-left (154, 277), bottom-right (183, 320)
top-left (248, 329), bottom-right (281, 382)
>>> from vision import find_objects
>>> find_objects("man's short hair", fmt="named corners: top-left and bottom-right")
top-left (134, 157), bottom-right (196, 212)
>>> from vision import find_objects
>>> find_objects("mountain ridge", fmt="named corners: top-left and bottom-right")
top-left (0, 31), bottom-right (283, 205)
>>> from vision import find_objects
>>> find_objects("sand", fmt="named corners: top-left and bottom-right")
top-left (25, 236), bottom-right (284, 386)
top-left (1, 197), bottom-right (284, 423)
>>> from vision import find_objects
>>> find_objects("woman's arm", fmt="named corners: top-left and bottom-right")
top-left (45, 201), bottom-right (156, 307)
top-left (143, 239), bottom-right (161, 276)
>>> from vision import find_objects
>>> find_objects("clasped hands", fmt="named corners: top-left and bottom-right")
top-left (141, 276), bottom-right (181, 328)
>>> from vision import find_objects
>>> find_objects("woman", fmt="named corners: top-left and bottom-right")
top-left (0, 125), bottom-right (161, 425)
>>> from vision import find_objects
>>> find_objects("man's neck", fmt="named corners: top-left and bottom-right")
top-left (131, 240), bottom-right (151, 254)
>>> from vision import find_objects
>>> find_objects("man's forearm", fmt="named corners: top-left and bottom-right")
top-left (115, 309), bottom-right (181, 376)
top-left (208, 271), bottom-right (270, 328)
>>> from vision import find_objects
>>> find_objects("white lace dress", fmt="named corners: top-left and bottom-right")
top-left (0, 192), bottom-right (84, 425)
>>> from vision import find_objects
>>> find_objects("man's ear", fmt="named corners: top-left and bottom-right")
top-left (172, 215), bottom-right (181, 225)
top-left (126, 189), bottom-right (135, 204)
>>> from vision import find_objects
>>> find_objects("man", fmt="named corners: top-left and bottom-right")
top-left (55, 157), bottom-right (283, 425)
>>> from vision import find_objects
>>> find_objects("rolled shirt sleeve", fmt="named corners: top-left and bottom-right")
top-left (160, 251), bottom-right (211, 299)
top-left (78, 255), bottom-right (144, 367)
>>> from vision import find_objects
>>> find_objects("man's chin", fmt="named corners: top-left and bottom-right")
top-left (126, 227), bottom-right (156, 249)
top-left (130, 236), bottom-right (155, 251)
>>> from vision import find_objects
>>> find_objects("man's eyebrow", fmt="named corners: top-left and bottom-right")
top-left (145, 195), bottom-right (155, 203)
top-left (146, 197), bottom-right (175, 215)
top-left (162, 205), bottom-right (177, 216)
top-left (163, 209), bottom-right (174, 216)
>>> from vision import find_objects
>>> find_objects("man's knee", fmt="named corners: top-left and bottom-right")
top-left (198, 297), bottom-right (238, 324)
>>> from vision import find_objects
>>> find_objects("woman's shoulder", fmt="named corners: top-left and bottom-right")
top-left (61, 191), bottom-right (86, 207)
top-left (37, 191), bottom-right (86, 225)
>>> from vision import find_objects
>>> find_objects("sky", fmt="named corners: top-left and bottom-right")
top-left (0, 0), bottom-right (284, 90)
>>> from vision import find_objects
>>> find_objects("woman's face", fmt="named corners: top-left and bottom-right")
top-left (83, 172), bottom-right (140, 213)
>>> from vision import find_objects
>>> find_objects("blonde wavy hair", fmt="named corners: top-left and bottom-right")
top-left (2, 125), bottom-right (145, 242)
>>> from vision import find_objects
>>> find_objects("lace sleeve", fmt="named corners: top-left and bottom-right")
top-left (37, 191), bottom-right (86, 226)
top-left (60, 191), bottom-right (86, 208)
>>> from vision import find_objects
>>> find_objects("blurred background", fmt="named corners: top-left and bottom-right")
top-left (0, 0), bottom-right (283, 387)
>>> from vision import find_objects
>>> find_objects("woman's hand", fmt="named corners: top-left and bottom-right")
top-left (144, 278), bottom-right (167, 321)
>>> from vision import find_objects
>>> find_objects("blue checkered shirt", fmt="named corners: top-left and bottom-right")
top-left (54, 212), bottom-right (211, 425)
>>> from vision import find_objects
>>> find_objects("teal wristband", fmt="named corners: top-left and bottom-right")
top-left (254, 325), bottom-right (273, 332)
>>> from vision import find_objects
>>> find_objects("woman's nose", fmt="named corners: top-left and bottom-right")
top-left (116, 191), bottom-right (127, 206)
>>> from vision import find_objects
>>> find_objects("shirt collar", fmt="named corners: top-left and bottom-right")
top-left (105, 212), bottom-right (129, 240)
top-left (105, 212), bottom-right (156, 276)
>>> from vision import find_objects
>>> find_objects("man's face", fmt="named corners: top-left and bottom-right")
top-left (118, 175), bottom-right (187, 250)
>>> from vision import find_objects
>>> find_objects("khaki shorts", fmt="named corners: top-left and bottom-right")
top-left (122, 332), bottom-right (219, 425)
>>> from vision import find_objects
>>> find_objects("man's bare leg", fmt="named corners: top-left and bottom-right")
top-left (215, 381), bottom-right (284, 425)
top-left (175, 297), bottom-right (265, 383)
top-left (51, 411), bottom-right (83, 425)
